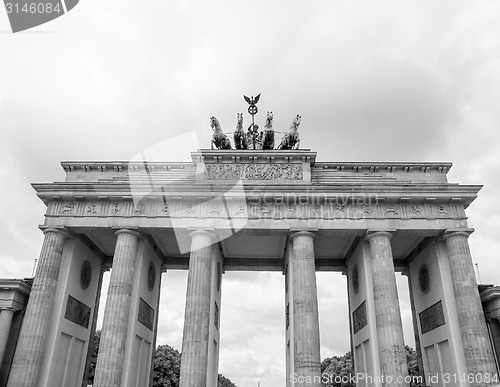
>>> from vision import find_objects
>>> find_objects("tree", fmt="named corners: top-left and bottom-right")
top-left (321, 351), bottom-right (354, 387)
top-left (405, 345), bottom-right (422, 387)
top-left (218, 374), bottom-right (237, 387)
top-left (87, 332), bottom-right (422, 387)
top-left (87, 330), bottom-right (100, 385)
top-left (321, 348), bottom-right (420, 387)
top-left (153, 344), bottom-right (181, 387)
top-left (87, 334), bottom-right (238, 386)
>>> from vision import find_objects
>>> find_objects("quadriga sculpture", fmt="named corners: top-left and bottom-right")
top-left (277, 115), bottom-right (301, 150)
top-left (210, 116), bottom-right (232, 150)
top-left (233, 113), bottom-right (248, 150)
top-left (262, 111), bottom-right (275, 150)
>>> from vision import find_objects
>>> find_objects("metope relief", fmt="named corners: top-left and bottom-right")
top-left (110, 203), bottom-right (121, 215)
top-left (234, 205), bottom-right (246, 216)
top-left (437, 205), bottom-right (448, 216)
top-left (410, 205), bottom-right (421, 216)
top-left (386, 205), bottom-right (399, 216)
top-left (61, 203), bottom-right (75, 214)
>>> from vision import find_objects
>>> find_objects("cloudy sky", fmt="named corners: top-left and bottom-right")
top-left (1, 1), bottom-right (500, 386)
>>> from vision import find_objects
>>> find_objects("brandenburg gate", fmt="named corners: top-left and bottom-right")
top-left (3, 114), bottom-right (499, 386)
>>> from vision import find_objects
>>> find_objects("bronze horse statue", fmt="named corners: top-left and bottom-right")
top-left (262, 111), bottom-right (274, 150)
top-left (277, 115), bottom-right (301, 150)
top-left (233, 113), bottom-right (248, 150)
top-left (210, 116), bottom-right (232, 150)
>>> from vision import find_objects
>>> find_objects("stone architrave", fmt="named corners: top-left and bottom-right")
top-left (366, 231), bottom-right (409, 387)
top-left (8, 228), bottom-right (69, 387)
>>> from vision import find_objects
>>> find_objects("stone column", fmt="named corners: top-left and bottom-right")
top-left (401, 269), bottom-right (424, 382)
top-left (0, 307), bottom-right (15, 368)
top-left (366, 231), bottom-right (409, 387)
top-left (179, 230), bottom-right (215, 387)
top-left (94, 229), bottom-right (140, 387)
top-left (443, 230), bottom-right (497, 381)
top-left (290, 231), bottom-right (321, 386)
top-left (82, 263), bottom-right (108, 387)
top-left (8, 227), bottom-right (69, 387)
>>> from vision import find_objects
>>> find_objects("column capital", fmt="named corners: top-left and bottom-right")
top-left (365, 230), bottom-right (393, 241)
top-left (401, 267), bottom-right (410, 277)
top-left (442, 228), bottom-right (474, 241)
top-left (39, 226), bottom-right (71, 239)
top-left (0, 306), bottom-right (17, 312)
top-left (101, 262), bottom-right (112, 272)
top-left (114, 228), bottom-right (141, 238)
top-left (290, 230), bottom-right (316, 240)
top-left (188, 229), bottom-right (216, 240)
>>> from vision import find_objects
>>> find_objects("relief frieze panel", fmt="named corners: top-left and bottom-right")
top-left (204, 163), bottom-right (303, 181)
top-left (52, 199), bottom-right (461, 222)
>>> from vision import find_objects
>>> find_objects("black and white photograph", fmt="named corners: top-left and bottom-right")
top-left (1, 1), bottom-right (499, 386)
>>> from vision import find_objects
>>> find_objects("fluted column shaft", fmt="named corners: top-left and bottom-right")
top-left (179, 231), bottom-right (215, 387)
top-left (8, 228), bottom-right (69, 387)
top-left (0, 308), bottom-right (15, 367)
top-left (290, 231), bottom-right (321, 386)
top-left (444, 231), bottom-right (497, 383)
top-left (94, 229), bottom-right (140, 387)
top-left (367, 232), bottom-right (409, 387)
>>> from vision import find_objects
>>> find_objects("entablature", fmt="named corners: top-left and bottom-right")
top-left (32, 180), bottom-right (481, 208)
top-left (33, 151), bottom-right (480, 228)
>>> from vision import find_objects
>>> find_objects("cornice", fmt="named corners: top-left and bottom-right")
top-left (59, 160), bottom-right (453, 173)
top-left (0, 279), bottom-right (32, 295)
top-left (32, 181), bottom-right (482, 196)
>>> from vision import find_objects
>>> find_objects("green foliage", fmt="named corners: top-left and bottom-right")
top-left (321, 351), bottom-right (354, 387)
top-left (153, 344), bottom-right (181, 387)
top-left (405, 345), bottom-right (422, 387)
top-left (86, 330), bottom-right (100, 385)
top-left (321, 347), bottom-right (421, 387)
top-left (86, 330), bottom-right (421, 387)
top-left (218, 373), bottom-right (237, 387)
top-left (86, 333), bottom-right (238, 386)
